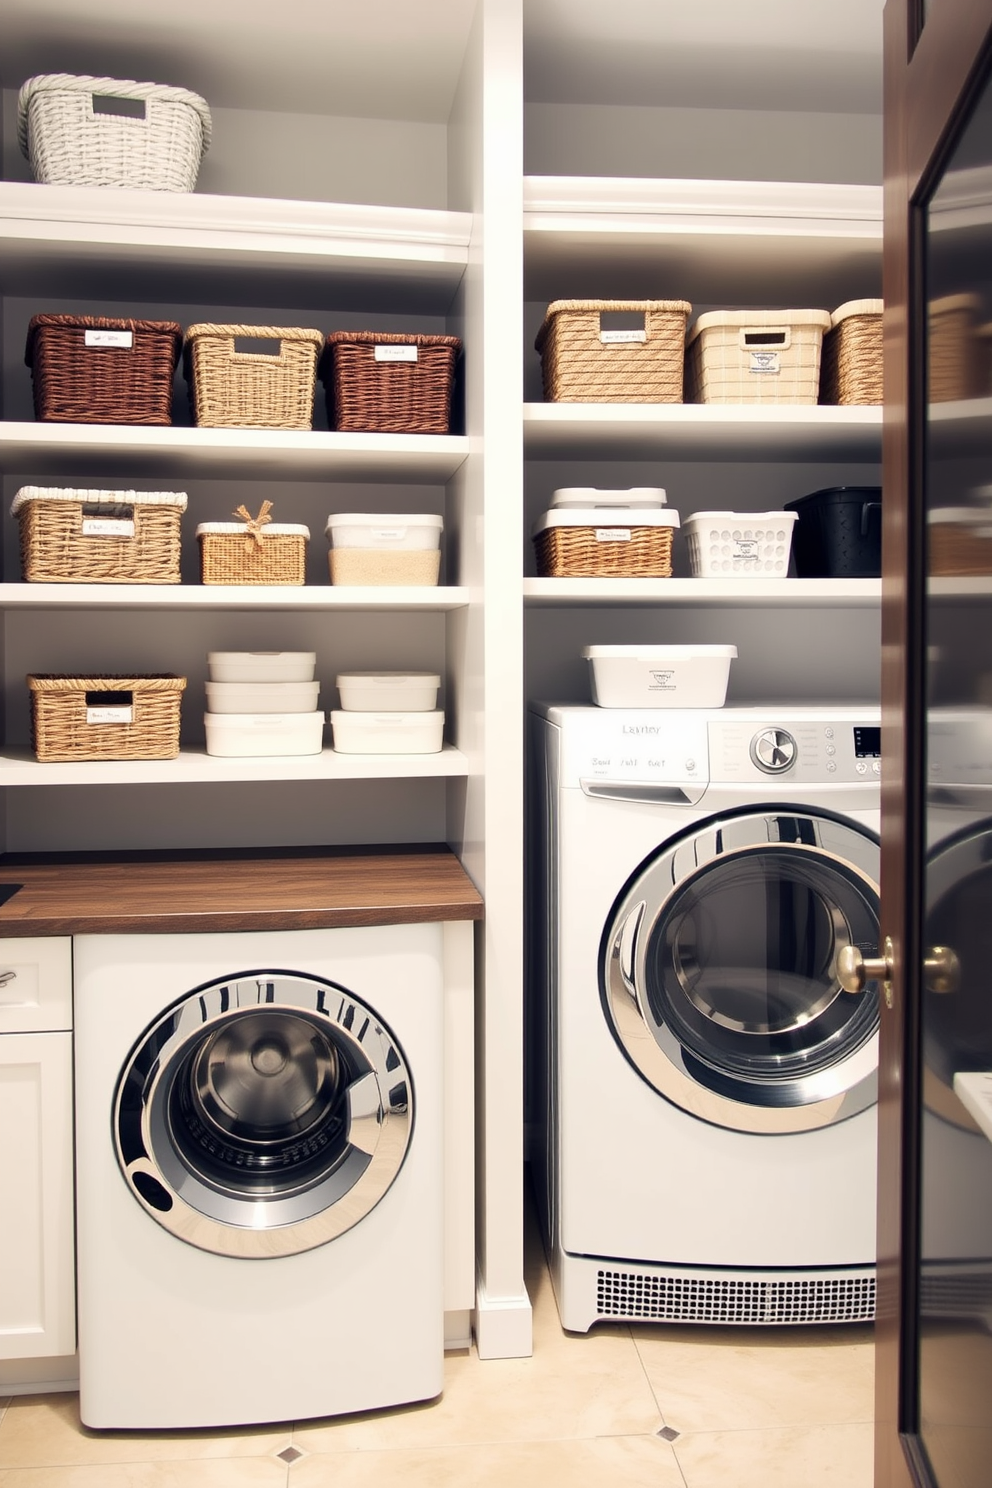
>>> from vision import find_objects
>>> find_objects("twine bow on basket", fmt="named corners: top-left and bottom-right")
top-left (234, 500), bottom-right (272, 551)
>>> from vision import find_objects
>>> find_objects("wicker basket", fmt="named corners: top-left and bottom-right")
top-left (184, 324), bottom-right (324, 430)
top-left (11, 487), bottom-right (187, 584)
top-left (819, 300), bottom-right (883, 405)
top-left (28, 674), bottom-right (186, 762)
top-left (929, 295), bottom-right (985, 404)
top-left (321, 332), bottom-right (461, 434)
top-left (197, 502), bottom-right (308, 586)
top-left (26, 315), bottom-right (182, 425)
top-left (532, 510), bottom-right (679, 578)
top-left (685, 310), bottom-right (832, 404)
top-left (18, 73), bottom-right (211, 191)
top-left (535, 300), bottom-right (691, 403)
top-left (928, 508), bottom-right (992, 576)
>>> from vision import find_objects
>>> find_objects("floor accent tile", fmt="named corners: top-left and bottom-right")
top-left (657, 1426), bottom-right (680, 1441)
top-left (276, 1446), bottom-right (304, 1464)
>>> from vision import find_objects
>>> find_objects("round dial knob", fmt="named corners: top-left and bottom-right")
top-left (750, 727), bottom-right (797, 774)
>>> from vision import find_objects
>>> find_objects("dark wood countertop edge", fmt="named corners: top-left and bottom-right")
top-left (0, 903), bottom-right (484, 937)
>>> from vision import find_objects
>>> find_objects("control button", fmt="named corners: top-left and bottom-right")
top-left (824, 727), bottom-right (835, 739)
top-left (827, 761), bottom-right (838, 772)
top-left (749, 727), bottom-right (798, 774)
top-left (685, 759), bottom-right (696, 772)
top-left (825, 744), bottom-right (836, 756)
top-left (872, 761), bottom-right (881, 775)
top-left (856, 761), bottom-right (868, 775)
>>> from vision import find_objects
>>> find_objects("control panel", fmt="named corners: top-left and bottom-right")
top-left (710, 713), bottom-right (881, 785)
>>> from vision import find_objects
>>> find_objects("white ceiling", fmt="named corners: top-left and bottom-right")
top-left (0, 0), bottom-right (884, 122)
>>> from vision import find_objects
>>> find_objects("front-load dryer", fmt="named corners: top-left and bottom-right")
top-left (73, 923), bottom-right (445, 1429)
top-left (528, 704), bottom-right (881, 1333)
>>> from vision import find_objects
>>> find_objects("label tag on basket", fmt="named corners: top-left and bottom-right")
top-left (84, 329), bottom-right (133, 349)
top-left (374, 345), bottom-right (418, 362)
top-left (595, 527), bottom-right (632, 542)
top-left (733, 540), bottom-right (760, 559)
top-left (748, 350), bottom-right (780, 374)
top-left (600, 330), bottom-right (646, 344)
top-left (81, 503), bottom-right (136, 538)
top-left (86, 705), bottom-right (133, 725)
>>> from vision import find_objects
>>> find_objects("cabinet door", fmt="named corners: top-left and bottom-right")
top-left (0, 938), bottom-right (72, 1035)
top-left (0, 1031), bottom-right (75, 1360)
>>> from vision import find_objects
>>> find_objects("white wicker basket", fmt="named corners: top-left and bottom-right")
top-left (18, 73), bottom-right (211, 191)
top-left (685, 310), bottom-right (831, 405)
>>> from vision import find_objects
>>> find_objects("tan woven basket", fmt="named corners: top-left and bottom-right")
top-left (26, 315), bottom-right (182, 425)
top-left (197, 502), bottom-right (308, 586)
top-left (533, 514), bottom-right (677, 578)
top-left (11, 487), bottom-right (187, 584)
top-left (184, 324), bottom-right (324, 430)
top-left (685, 310), bottom-right (831, 405)
top-left (928, 296), bottom-right (985, 404)
top-left (929, 510), bottom-right (992, 576)
top-left (28, 674), bottom-right (186, 761)
top-left (321, 332), bottom-right (461, 434)
top-left (535, 300), bottom-right (691, 403)
top-left (819, 300), bottom-right (883, 405)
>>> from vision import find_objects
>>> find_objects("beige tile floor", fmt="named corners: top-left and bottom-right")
top-left (0, 1196), bottom-right (875, 1488)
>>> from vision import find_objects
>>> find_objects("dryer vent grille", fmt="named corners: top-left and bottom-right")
top-left (596, 1266), bottom-right (876, 1326)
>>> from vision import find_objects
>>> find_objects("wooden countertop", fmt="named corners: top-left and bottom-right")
top-left (0, 845), bottom-right (483, 937)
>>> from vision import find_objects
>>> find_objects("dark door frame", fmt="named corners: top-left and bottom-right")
top-left (878, 2), bottom-right (992, 1485)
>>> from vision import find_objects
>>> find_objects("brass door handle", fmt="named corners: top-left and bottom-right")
top-left (923, 945), bottom-right (960, 995)
top-left (837, 940), bottom-right (893, 995)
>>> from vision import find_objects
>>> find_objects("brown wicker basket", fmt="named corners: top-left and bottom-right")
top-left (26, 315), bottom-right (181, 425)
top-left (28, 674), bottom-right (185, 761)
top-left (184, 324), bottom-right (323, 430)
top-left (819, 300), bottom-right (883, 405)
top-left (532, 511), bottom-right (678, 578)
top-left (197, 502), bottom-right (308, 586)
top-left (928, 509), bottom-right (992, 576)
top-left (321, 332), bottom-right (461, 434)
top-left (11, 486), bottom-right (187, 584)
top-left (535, 300), bottom-right (691, 403)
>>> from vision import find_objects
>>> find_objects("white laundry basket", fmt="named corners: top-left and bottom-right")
top-left (683, 512), bottom-right (797, 578)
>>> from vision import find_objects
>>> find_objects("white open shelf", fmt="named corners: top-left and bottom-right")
top-left (524, 577), bottom-right (881, 606)
top-left (0, 584), bottom-right (469, 612)
top-left (0, 422), bottom-right (469, 481)
top-left (524, 402), bottom-right (882, 460)
top-left (0, 744), bottom-right (469, 787)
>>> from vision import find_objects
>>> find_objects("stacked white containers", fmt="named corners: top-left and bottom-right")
top-left (204, 652), bottom-right (323, 756)
top-left (330, 673), bottom-right (443, 754)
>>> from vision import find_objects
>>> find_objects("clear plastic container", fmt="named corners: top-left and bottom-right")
top-left (325, 514), bottom-right (443, 586)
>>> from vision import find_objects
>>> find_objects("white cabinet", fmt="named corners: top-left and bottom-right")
top-left (0, 938), bottom-right (75, 1362)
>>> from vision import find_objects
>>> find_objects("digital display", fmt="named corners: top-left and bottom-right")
top-left (854, 727), bottom-right (881, 759)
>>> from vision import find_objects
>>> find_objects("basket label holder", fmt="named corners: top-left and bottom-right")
top-left (80, 502), bottom-right (136, 539)
top-left (374, 345), bottom-right (418, 362)
top-left (595, 527), bottom-right (633, 542)
top-left (84, 329), bottom-right (133, 350)
top-left (85, 690), bottom-right (134, 726)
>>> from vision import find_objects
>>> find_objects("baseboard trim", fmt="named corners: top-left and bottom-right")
top-left (472, 1274), bottom-right (533, 1359)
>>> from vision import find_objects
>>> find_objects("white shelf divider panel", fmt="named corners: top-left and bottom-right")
top-left (524, 577), bottom-right (881, 607)
top-left (524, 402), bottom-right (882, 461)
top-left (0, 745), bottom-right (469, 787)
top-left (0, 423), bottom-right (469, 482)
top-left (0, 584), bottom-right (469, 613)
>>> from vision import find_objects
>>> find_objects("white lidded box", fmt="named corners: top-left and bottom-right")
top-left (204, 711), bottom-right (324, 757)
top-left (583, 645), bottom-right (738, 708)
top-left (207, 652), bottom-right (316, 683)
top-left (682, 511), bottom-right (798, 577)
top-left (336, 672), bottom-right (440, 713)
top-left (330, 710), bottom-right (444, 754)
top-left (204, 680), bottom-right (320, 714)
top-left (550, 487), bottom-right (667, 509)
top-left (325, 513), bottom-right (443, 587)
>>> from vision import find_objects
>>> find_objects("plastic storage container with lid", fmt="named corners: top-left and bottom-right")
top-left (325, 513), bottom-right (442, 586)
top-left (335, 672), bottom-right (440, 712)
top-left (329, 710), bottom-right (444, 754)
top-left (582, 645), bottom-right (738, 708)
top-left (204, 680), bottom-right (320, 714)
top-left (204, 711), bottom-right (324, 757)
top-left (682, 511), bottom-right (798, 577)
top-left (207, 652), bottom-right (316, 683)
top-left (785, 488), bottom-right (882, 578)
top-left (550, 487), bottom-right (667, 509)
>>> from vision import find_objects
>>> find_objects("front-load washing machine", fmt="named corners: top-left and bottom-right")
top-left (529, 703), bottom-right (881, 1333)
top-left (74, 923), bottom-right (445, 1429)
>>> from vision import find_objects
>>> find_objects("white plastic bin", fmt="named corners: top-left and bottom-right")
top-left (335, 673), bottom-right (440, 712)
top-left (206, 652), bottom-right (316, 683)
top-left (204, 711), bottom-right (325, 757)
top-left (583, 645), bottom-right (738, 708)
top-left (330, 710), bottom-right (444, 754)
top-left (682, 512), bottom-right (798, 577)
top-left (325, 513), bottom-right (442, 586)
top-left (204, 680), bottom-right (320, 714)
top-left (550, 487), bottom-right (667, 509)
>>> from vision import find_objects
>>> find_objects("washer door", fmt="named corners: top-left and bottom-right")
top-left (601, 807), bottom-right (881, 1133)
top-left (114, 972), bottom-right (413, 1258)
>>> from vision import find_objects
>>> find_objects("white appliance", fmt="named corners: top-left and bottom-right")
top-left (529, 703), bottom-right (882, 1333)
top-left (74, 924), bottom-right (445, 1429)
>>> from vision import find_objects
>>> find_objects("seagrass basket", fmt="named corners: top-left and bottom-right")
top-left (321, 332), bottom-right (462, 433)
top-left (197, 502), bottom-right (308, 585)
top-left (26, 315), bottom-right (182, 425)
top-left (685, 310), bottom-right (831, 405)
top-left (928, 509), bottom-right (992, 577)
top-left (184, 324), bottom-right (324, 430)
top-left (11, 487), bottom-right (187, 584)
top-left (28, 674), bottom-right (186, 761)
top-left (535, 300), bottom-right (691, 403)
top-left (18, 73), bottom-right (211, 192)
top-left (532, 510), bottom-right (679, 578)
top-left (928, 296), bottom-right (985, 403)
top-left (819, 300), bottom-right (883, 405)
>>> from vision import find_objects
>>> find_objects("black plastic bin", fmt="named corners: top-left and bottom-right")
top-left (785, 486), bottom-right (882, 578)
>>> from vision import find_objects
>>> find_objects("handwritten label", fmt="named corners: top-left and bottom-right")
top-left (594, 527), bottom-right (632, 542)
top-left (374, 344), bottom-right (418, 362)
top-left (600, 330), bottom-right (646, 344)
top-left (82, 518), bottom-right (135, 537)
top-left (86, 706), bottom-right (133, 725)
top-left (84, 329), bottom-right (133, 349)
